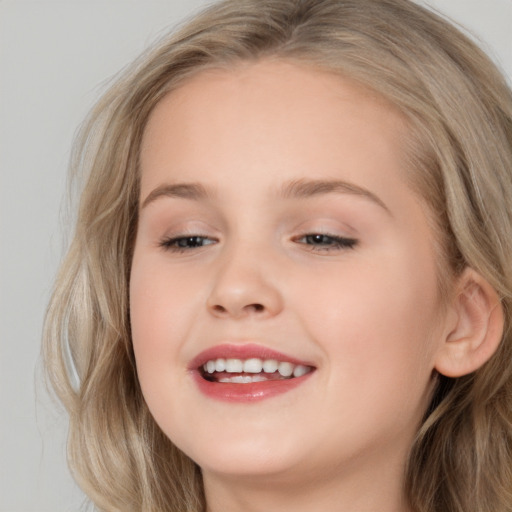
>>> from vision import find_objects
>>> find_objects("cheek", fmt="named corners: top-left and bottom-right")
top-left (291, 248), bottom-right (441, 397)
top-left (129, 254), bottom-right (200, 387)
top-left (129, 254), bottom-right (213, 437)
top-left (294, 265), bottom-right (440, 452)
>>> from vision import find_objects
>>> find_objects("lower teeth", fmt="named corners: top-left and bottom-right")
top-left (204, 373), bottom-right (292, 384)
top-left (218, 375), bottom-right (269, 384)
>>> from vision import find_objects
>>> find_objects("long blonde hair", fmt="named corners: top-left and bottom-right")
top-left (43, 0), bottom-right (512, 510)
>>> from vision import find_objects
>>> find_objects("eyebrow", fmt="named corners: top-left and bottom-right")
top-left (141, 182), bottom-right (211, 209)
top-left (278, 178), bottom-right (391, 214)
top-left (141, 178), bottom-right (390, 215)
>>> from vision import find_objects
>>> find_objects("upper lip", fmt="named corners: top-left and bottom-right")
top-left (188, 343), bottom-right (315, 370)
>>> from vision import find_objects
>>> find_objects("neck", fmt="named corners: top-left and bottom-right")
top-left (203, 452), bottom-right (413, 512)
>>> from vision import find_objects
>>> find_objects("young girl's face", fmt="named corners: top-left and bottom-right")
top-left (130, 60), bottom-right (451, 492)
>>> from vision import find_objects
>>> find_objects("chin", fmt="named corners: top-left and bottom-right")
top-left (180, 431), bottom-right (307, 480)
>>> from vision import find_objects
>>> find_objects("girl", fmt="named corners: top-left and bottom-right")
top-left (43, 0), bottom-right (512, 511)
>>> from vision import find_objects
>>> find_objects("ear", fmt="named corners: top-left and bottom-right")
top-left (434, 267), bottom-right (504, 378)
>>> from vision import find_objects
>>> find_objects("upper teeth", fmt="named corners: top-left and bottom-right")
top-left (202, 358), bottom-right (310, 378)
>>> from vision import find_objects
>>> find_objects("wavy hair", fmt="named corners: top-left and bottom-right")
top-left (43, 0), bottom-right (512, 510)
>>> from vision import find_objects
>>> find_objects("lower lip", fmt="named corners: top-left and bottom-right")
top-left (192, 371), bottom-right (314, 402)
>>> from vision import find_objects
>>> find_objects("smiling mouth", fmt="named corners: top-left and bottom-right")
top-left (200, 357), bottom-right (314, 383)
top-left (191, 344), bottom-right (316, 401)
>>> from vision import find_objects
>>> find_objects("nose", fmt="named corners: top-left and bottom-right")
top-left (206, 244), bottom-right (284, 320)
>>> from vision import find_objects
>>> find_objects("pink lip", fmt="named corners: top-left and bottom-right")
top-left (189, 343), bottom-right (315, 403)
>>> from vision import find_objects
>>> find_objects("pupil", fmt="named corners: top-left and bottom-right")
top-left (179, 236), bottom-right (202, 247)
top-left (309, 234), bottom-right (328, 244)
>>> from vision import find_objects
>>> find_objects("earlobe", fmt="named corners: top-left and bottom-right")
top-left (434, 268), bottom-right (504, 378)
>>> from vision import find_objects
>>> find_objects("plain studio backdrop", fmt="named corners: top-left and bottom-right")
top-left (0, 1), bottom-right (510, 511)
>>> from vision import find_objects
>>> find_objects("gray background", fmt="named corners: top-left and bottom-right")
top-left (1, 1), bottom-right (510, 511)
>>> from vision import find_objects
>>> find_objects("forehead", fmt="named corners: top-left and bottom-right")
top-left (139, 59), bottom-right (410, 199)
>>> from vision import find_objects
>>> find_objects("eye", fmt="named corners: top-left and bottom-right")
top-left (159, 235), bottom-right (217, 252)
top-left (295, 233), bottom-right (358, 251)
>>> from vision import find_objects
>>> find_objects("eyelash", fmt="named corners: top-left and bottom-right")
top-left (159, 235), bottom-right (216, 253)
top-left (159, 233), bottom-right (358, 253)
top-left (294, 233), bottom-right (358, 251)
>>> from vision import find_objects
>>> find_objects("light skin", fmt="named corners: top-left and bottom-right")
top-left (130, 59), bottom-right (503, 512)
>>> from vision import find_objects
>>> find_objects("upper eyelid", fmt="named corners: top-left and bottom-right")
top-left (293, 233), bottom-right (358, 247)
top-left (158, 225), bottom-right (357, 239)
top-left (294, 232), bottom-right (355, 240)
top-left (291, 228), bottom-right (358, 241)
top-left (158, 235), bottom-right (218, 251)
top-left (158, 232), bottom-right (358, 250)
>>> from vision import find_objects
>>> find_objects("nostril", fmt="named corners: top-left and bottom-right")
top-left (209, 302), bottom-right (265, 316)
